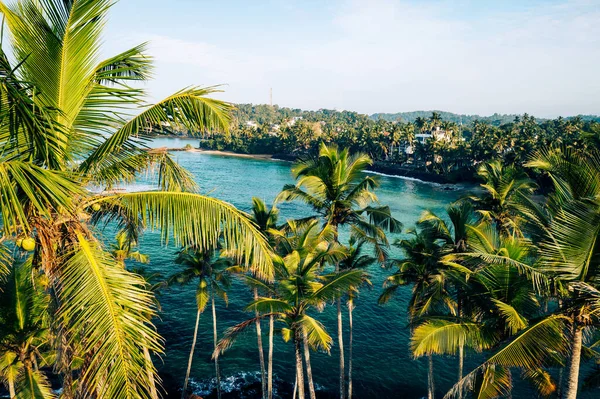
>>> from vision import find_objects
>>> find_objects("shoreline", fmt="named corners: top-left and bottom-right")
top-left (162, 145), bottom-right (473, 186)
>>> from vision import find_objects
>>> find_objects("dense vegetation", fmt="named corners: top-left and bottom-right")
top-left (202, 105), bottom-right (600, 183)
top-left (2, 2), bottom-right (600, 399)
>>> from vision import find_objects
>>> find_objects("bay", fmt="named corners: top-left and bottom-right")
top-left (130, 138), bottom-right (467, 398)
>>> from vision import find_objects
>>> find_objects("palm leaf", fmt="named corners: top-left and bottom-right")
top-left (411, 320), bottom-right (484, 357)
top-left (97, 191), bottom-right (274, 281)
top-left (57, 232), bottom-right (162, 399)
top-left (79, 86), bottom-right (232, 176)
top-left (299, 315), bottom-right (333, 352)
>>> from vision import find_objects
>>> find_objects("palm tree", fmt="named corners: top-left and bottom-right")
top-left (469, 161), bottom-right (536, 237)
top-left (379, 228), bottom-right (454, 399)
top-left (338, 238), bottom-right (375, 399)
top-left (441, 223), bottom-right (563, 399)
top-left (0, 1), bottom-right (274, 397)
top-left (216, 220), bottom-right (364, 399)
top-left (110, 230), bottom-right (150, 267)
top-left (527, 147), bottom-right (600, 399)
top-left (168, 247), bottom-right (236, 399)
top-left (248, 197), bottom-right (280, 399)
top-left (277, 142), bottom-right (401, 399)
top-left (0, 256), bottom-right (52, 398)
top-left (418, 201), bottom-right (473, 387)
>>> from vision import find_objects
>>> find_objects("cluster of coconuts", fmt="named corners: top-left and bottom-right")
top-left (16, 236), bottom-right (36, 252)
top-left (14, 204), bottom-right (103, 252)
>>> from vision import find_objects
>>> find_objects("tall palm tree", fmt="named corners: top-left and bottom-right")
top-left (527, 147), bottom-right (600, 399)
top-left (216, 220), bottom-right (364, 399)
top-left (168, 247), bottom-right (236, 399)
top-left (379, 228), bottom-right (454, 399)
top-left (0, 1), bottom-right (274, 397)
top-left (338, 237), bottom-right (375, 399)
top-left (418, 201), bottom-right (473, 387)
top-left (248, 197), bottom-right (280, 399)
top-left (277, 142), bottom-right (401, 399)
top-left (442, 223), bottom-right (563, 399)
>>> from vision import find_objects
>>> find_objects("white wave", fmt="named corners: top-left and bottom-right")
top-left (365, 170), bottom-right (445, 186)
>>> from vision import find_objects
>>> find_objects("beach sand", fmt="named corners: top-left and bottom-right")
top-left (174, 148), bottom-right (274, 160)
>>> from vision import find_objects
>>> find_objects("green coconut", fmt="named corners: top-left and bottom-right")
top-left (22, 237), bottom-right (36, 252)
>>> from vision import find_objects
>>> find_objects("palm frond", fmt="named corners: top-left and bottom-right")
top-left (95, 43), bottom-right (153, 85)
top-left (411, 320), bottom-right (484, 357)
top-left (0, 161), bottom-right (81, 233)
top-left (97, 191), bottom-right (274, 281)
top-left (57, 232), bottom-right (162, 399)
top-left (445, 315), bottom-right (569, 399)
top-left (15, 367), bottom-right (55, 399)
top-left (79, 86), bottom-right (232, 176)
top-left (299, 315), bottom-right (333, 353)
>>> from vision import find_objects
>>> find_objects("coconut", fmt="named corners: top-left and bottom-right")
top-left (21, 237), bottom-right (36, 252)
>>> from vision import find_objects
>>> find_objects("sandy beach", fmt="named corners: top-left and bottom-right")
top-left (169, 147), bottom-right (275, 160)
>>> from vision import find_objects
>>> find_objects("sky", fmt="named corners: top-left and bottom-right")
top-left (103, 0), bottom-right (600, 117)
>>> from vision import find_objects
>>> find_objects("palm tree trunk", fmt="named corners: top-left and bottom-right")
top-left (254, 288), bottom-right (267, 399)
top-left (457, 344), bottom-right (464, 399)
top-left (457, 292), bottom-right (463, 399)
top-left (181, 309), bottom-right (201, 399)
top-left (268, 314), bottom-right (274, 399)
top-left (302, 328), bottom-right (316, 399)
top-left (427, 355), bottom-right (435, 399)
top-left (337, 297), bottom-right (345, 399)
top-left (348, 299), bottom-right (354, 399)
top-left (293, 374), bottom-right (298, 399)
top-left (295, 336), bottom-right (306, 399)
top-left (565, 325), bottom-right (583, 399)
top-left (8, 376), bottom-right (15, 399)
top-left (212, 297), bottom-right (222, 399)
top-left (143, 343), bottom-right (159, 399)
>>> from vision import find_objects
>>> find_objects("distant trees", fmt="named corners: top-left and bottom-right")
top-left (202, 108), bottom-right (600, 185)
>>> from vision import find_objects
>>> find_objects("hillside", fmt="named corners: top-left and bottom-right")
top-left (233, 104), bottom-right (599, 126)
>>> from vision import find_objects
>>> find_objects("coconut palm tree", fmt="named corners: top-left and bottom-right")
top-left (216, 220), bottom-right (364, 399)
top-left (168, 247), bottom-right (236, 399)
top-left (469, 161), bottom-right (536, 237)
top-left (527, 147), bottom-right (600, 399)
top-left (277, 142), bottom-right (401, 399)
top-left (417, 201), bottom-right (473, 386)
top-left (110, 230), bottom-right (150, 267)
top-left (379, 228), bottom-right (454, 399)
top-left (338, 237), bottom-right (375, 399)
top-left (0, 1), bottom-right (274, 397)
top-left (441, 223), bottom-right (563, 399)
top-left (248, 197), bottom-right (280, 399)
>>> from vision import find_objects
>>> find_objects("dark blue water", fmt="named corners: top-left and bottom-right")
top-left (130, 139), bottom-right (474, 398)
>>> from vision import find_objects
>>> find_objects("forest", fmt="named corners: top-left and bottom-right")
top-left (200, 105), bottom-right (600, 184)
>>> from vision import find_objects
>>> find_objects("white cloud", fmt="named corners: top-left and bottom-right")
top-left (115, 0), bottom-right (600, 117)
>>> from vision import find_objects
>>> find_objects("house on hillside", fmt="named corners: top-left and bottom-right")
top-left (285, 116), bottom-right (303, 127)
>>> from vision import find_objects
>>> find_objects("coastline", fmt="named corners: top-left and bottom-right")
top-left (161, 144), bottom-right (473, 186)
top-left (183, 148), bottom-right (275, 160)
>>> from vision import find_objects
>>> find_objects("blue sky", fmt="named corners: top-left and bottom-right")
top-left (104, 0), bottom-right (600, 117)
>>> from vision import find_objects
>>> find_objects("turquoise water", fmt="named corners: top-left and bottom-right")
top-left (132, 138), bottom-right (468, 398)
